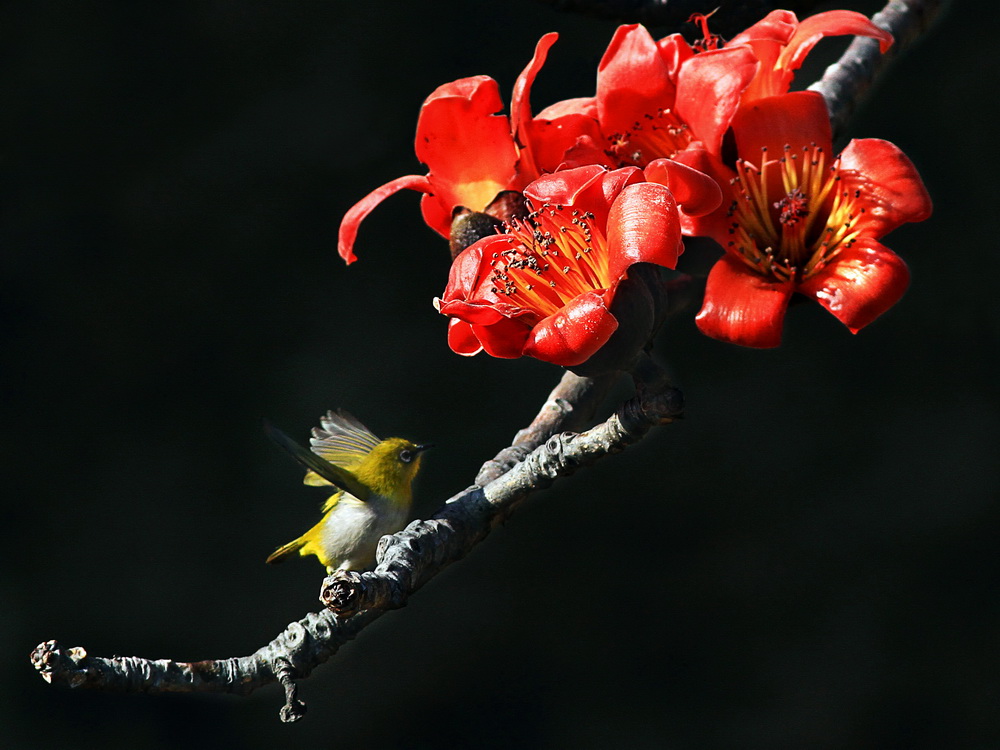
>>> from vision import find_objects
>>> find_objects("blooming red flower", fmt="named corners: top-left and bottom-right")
top-left (532, 24), bottom-right (758, 171)
top-left (692, 91), bottom-right (932, 348)
top-left (436, 161), bottom-right (721, 367)
top-left (338, 33), bottom-right (564, 265)
top-left (726, 9), bottom-right (893, 103)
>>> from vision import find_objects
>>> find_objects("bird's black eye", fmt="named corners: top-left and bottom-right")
top-left (399, 449), bottom-right (414, 464)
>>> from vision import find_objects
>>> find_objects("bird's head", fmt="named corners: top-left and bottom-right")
top-left (354, 438), bottom-right (431, 500)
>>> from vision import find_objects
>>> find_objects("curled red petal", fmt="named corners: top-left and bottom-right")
top-left (728, 10), bottom-right (799, 47)
top-left (437, 298), bottom-right (507, 327)
top-left (696, 254), bottom-right (794, 348)
top-left (643, 157), bottom-right (722, 218)
top-left (447, 319), bottom-right (483, 357)
top-left (674, 45), bottom-right (758, 156)
top-left (440, 238), bottom-right (491, 301)
top-left (732, 91), bottom-right (832, 166)
top-left (798, 238), bottom-right (910, 334)
top-left (511, 32), bottom-right (559, 176)
top-left (522, 292), bottom-right (619, 367)
top-left (606, 182), bottom-right (683, 281)
top-left (338, 174), bottom-right (432, 264)
top-left (727, 10), bottom-right (797, 100)
top-left (670, 145), bottom-right (738, 239)
top-left (655, 33), bottom-right (696, 78)
top-left (838, 138), bottom-right (932, 238)
top-left (780, 11), bottom-right (893, 74)
top-left (415, 75), bottom-right (520, 220)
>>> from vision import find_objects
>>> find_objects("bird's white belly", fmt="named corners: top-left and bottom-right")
top-left (319, 497), bottom-right (408, 571)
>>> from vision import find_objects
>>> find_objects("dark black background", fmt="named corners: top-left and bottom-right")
top-left (3, 1), bottom-right (997, 748)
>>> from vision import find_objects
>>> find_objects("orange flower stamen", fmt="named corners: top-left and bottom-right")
top-left (607, 108), bottom-right (694, 167)
top-left (725, 143), bottom-right (864, 282)
top-left (489, 204), bottom-right (612, 319)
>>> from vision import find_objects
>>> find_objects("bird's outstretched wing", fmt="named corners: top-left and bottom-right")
top-left (304, 409), bottom-right (382, 486)
top-left (264, 419), bottom-right (371, 501)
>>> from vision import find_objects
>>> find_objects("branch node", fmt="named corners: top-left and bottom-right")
top-left (31, 640), bottom-right (90, 687)
top-left (320, 571), bottom-right (365, 616)
top-left (274, 658), bottom-right (307, 723)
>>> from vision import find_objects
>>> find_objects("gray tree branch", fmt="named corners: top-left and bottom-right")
top-left (808, 0), bottom-right (946, 140)
top-left (31, 363), bottom-right (674, 722)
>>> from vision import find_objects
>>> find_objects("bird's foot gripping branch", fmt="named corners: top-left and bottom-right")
top-left (31, 363), bottom-right (680, 722)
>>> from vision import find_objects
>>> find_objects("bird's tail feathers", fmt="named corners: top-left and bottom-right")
top-left (266, 537), bottom-right (306, 564)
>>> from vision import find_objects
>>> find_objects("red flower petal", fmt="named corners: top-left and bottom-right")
top-left (596, 25), bottom-right (678, 140)
top-left (415, 76), bottom-right (520, 229)
top-left (670, 145), bottom-right (738, 239)
top-left (674, 45), bottom-right (758, 156)
top-left (730, 10), bottom-right (892, 101)
top-left (338, 174), bottom-right (432, 264)
top-left (535, 97), bottom-right (597, 120)
top-left (732, 91), bottom-right (832, 167)
top-left (727, 10), bottom-right (799, 100)
top-left (472, 316), bottom-right (532, 359)
top-left (643, 157), bottom-right (722, 218)
top-left (510, 31), bottom-right (559, 177)
top-left (527, 97), bottom-right (609, 172)
top-left (780, 11), bottom-right (892, 75)
top-left (798, 238), bottom-right (910, 333)
top-left (696, 254), bottom-right (794, 348)
top-left (655, 33), bottom-right (696, 77)
top-left (728, 9), bottom-right (799, 47)
top-left (838, 138), bottom-right (933, 238)
top-left (440, 238), bottom-right (491, 301)
top-left (606, 182), bottom-right (683, 281)
top-left (522, 292), bottom-right (619, 366)
top-left (523, 164), bottom-right (644, 230)
top-left (447, 319), bottom-right (483, 356)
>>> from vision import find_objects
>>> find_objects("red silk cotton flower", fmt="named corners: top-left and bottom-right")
top-left (338, 33), bottom-right (565, 264)
top-left (436, 161), bottom-right (721, 368)
top-left (693, 91), bottom-right (932, 348)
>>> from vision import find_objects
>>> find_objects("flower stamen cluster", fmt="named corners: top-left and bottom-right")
top-left (607, 109), bottom-right (693, 168)
top-left (727, 143), bottom-right (863, 284)
top-left (489, 207), bottom-right (610, 319)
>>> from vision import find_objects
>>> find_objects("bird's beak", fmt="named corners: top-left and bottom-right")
top-left (414, 443), bottom-right (433, 454)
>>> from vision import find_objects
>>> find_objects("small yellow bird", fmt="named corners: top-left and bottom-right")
top-left (265, 410), bottom-right (429, 573)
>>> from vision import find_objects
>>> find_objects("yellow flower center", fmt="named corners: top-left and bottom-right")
top-left (488, 204), bottom-right (612, 320)
top-left (607, 108), bottom-right (694, 167)
top-left (726, 143), bottom-right (864, 282)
